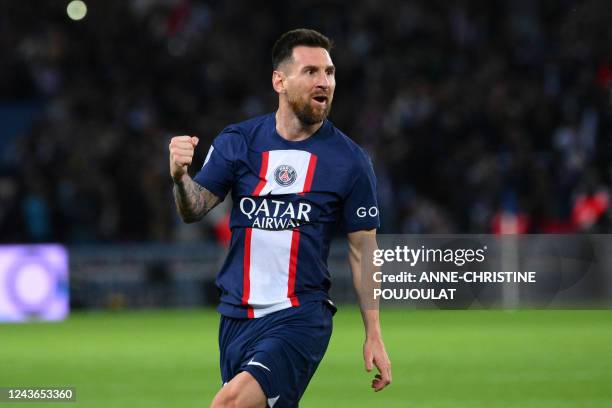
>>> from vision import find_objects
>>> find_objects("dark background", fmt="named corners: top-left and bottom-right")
top-left (2, 0), bottom-right (612, 244)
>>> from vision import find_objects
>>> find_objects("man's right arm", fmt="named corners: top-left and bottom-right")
top-left (172, 175), bottom-right (220, 223)
top-left (169, 135), bottom-right (221, 223)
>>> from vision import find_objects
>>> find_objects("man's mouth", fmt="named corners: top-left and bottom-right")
top-left (312, 95), bottom-right (328, 105)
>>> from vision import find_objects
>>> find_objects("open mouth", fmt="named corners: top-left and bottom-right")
top-left (312, 96), bottom-right (328, 104)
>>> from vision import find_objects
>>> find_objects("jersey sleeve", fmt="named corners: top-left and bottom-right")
top-left (342, 150), bottom-right (380, 232)
top-left (193, 127), bottom-right (242, 200)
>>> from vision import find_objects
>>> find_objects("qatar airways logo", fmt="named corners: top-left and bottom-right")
top-left (239, 197), bottom-right (312, 229)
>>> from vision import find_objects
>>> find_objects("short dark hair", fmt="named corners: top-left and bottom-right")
top-left (272, 28), bottom-right (332, 70)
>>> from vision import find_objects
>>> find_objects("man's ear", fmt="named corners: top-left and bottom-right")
top-left (272, 70), bottom-right (285, 94)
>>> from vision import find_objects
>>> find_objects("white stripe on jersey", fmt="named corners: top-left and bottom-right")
top-left (203, 145), bottom-right (214, 167)
top-left (244, 149), bottom-right (318, 318)
top-left (246, 228), bottom-right (294, 318)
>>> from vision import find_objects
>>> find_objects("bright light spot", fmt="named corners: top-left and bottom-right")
top-left (67, 0), bottom-right (87, 21)
top-left (15, 264), bottom-right (53, 306)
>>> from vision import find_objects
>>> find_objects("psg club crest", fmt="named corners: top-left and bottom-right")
top-left (274, 165), bottom-right (297, 187)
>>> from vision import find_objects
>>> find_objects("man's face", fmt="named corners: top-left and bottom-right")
top-left (279, 46), bottom-right (336, 125)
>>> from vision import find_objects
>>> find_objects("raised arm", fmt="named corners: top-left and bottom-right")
top-left (169, 135), bottom-right (221, 223)
top-left (347, 229), bottom-right (392, 392)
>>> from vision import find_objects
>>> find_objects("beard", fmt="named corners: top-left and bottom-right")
top-left (287, 93), bottom-right (333, 126)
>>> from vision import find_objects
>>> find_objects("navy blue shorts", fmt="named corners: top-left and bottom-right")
top-left (218, 301), bottom-right (334, 407)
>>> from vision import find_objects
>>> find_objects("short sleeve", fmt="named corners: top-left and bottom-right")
top-left (193, 128), bottom-right (242, 200)
top-left (342, 150), bottom-right (380, 232)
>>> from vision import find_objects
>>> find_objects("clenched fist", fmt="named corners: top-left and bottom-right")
top-left (169, 135), bottom-right (199, 182)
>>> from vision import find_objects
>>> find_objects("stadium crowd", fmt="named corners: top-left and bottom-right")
top-left (1, 0), bottom-right (611, 244)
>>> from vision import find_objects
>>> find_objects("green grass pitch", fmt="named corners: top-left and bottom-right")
top-left (1, 308), bottom-right (611, 407)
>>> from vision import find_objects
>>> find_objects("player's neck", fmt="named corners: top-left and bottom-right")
top-left (275, 108), bottom-right (323, 142)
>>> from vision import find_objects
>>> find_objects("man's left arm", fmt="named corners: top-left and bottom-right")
top-left (347, 229), bottom-right (392, 392)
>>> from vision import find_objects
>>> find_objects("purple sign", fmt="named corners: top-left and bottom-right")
top-left (0, 244), bottom-right (69, 322)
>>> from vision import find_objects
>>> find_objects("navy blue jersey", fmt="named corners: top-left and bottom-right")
top-left (194, 113), bottom-right (379, 318)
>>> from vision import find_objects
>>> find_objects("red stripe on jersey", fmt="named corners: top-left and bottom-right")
top-left (242, 227), bottom-right (254, 318)
top-left (252, 151), bottom-right (269, 196)
top-left (287, 229), bottom-right (301, 307)
top-left (299, 154), bottom-right (317, 196)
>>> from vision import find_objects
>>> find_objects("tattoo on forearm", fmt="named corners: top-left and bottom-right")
top-left (173, 178), bottom-right (220, 222)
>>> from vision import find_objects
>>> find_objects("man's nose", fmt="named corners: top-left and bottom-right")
top-left (315, 73), bottom-right (331, 89)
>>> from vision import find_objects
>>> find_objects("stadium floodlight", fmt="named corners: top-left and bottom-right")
top-left (66, 0), bottom-right (87, 21)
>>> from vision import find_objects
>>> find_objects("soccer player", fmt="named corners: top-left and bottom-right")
top-left (169, 28), bottom-right (391, 408)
